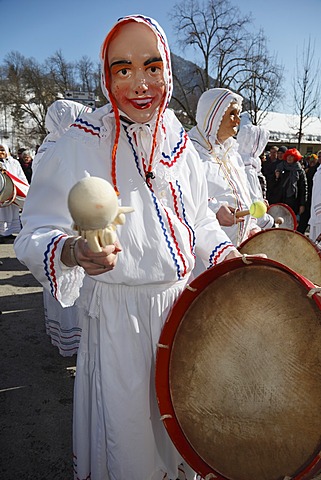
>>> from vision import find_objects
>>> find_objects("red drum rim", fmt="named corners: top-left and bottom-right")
top-left (155, 257), bottom-right (321, 480)
top-left (268, 202), bottom-right (298, 230)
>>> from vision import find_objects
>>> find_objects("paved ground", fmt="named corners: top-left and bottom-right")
top-left (0, 237), bottom-right (75, 479)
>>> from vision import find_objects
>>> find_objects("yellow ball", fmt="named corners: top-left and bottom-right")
top-left (249, 201), bottom-right (267, 219)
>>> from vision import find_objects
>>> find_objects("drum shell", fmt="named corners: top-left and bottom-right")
top-left (0, 170), bottom-right (28, 209)
top-left (268, 203), bottom-right (298, 230)
top-left (156, 257), bottom-right (321, 480)
top-left (0, 171), bottom-right (16, 206)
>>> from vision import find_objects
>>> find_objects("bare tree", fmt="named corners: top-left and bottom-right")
top-left (0, 48), bottom-right (107, 150)
top-left (170, 0), bottom-right (283, 124)
top-left (75, 55), bottom-right (95, 92)
top-left (172, 0), bottom-right (251, 88)
top-left (0, 52), bottom-right (60, 148)
top-left (238, 30), bottom-right (284, 125)
top-left (292, 38), bottom-right (321, 150)
top-left (170, 53), bottom-right (205, 125)
top-left (45, 49), bottom-right (77, 94)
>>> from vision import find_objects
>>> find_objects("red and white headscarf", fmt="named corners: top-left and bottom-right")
top-left (189, 88), bottom-right (243, 152)
top-left (99, 14), bottom-right (173, 194)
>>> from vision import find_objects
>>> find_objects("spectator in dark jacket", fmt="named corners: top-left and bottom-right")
top-left (18, 149), bottom-right (33, 183)
top-left (262, 145), bottom-right (284, 203)
top-left (298, 152), bottom-right (320, 233)
top-left (272, 148), bottom-right (308, 224)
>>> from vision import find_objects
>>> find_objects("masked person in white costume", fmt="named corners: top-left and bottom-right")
top-left (32, 99), bottom-right (92, 356)
top-left (14, 15), bottom-right (242, 480)
top-left (0, 143), bottom-right (28, 242)
top-left (188, 88), bottom-right (261, 247)
top-left (32, 99), bottom-right (92, 175)
top-left (309, 158), bottom-right (321, 245)
top-left (237, 122), bottom-right (274, 229)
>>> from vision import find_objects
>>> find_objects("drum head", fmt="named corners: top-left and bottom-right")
top-left (156, 258), bottom-right (321, 480)
top-left (268, 203), bottom-right (298, 230)
top-left (0, 171), bottom-right (5, 194)
top-left (0, 171), bottom-right (15, 206)
top-left (239, 228), bottom-right (321, 287)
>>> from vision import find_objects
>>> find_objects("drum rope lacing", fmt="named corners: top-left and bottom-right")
top-left (241, 254), bottom-right (253, 264)
top-left (185, 284), bottom-right (197, 292)
top-left (195, 474), bottom-right (217, 479)
top-left (307, 287), bottom-right (321, 298)
top-left (159, 414), bottom-right (172, 421)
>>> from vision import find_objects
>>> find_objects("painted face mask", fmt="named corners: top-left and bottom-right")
top-left (191, 88), bottom-right (243, 151)
top-left (100, 15), bottom-right (172, 121)
top-left (107, 22), bottom-right (166, 124)
top-left (99, 15), bottom-right (173, 194)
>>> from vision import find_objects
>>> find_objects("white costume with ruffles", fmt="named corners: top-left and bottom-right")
top-left (14, 15), bottom-right (236, 480)
top-left (237, 123), bottom-right (274, 229)
top-left (188, 88), bottom-right (259, 248)
top-left (33, 99), bottom-right (92, 356)
top-left (32, 99), bottom-right (92, 175)
top-left (309, 164), bottom-right (321, 243)
top-left (0, 144), bottom-right (28, 236)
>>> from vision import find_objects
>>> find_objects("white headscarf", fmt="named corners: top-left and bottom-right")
top-left (0, 143), bottom-right (10, 157)
top-left (237, 123), bottom-right (270, 171)
top-left (44, 99), bottom-right (92, 142)
top-left (236, 122), bottom-right (274, 229)
top-left (32, 100), bottom-right (92, 174)
top-left (189, 88), bottom-right (243, 152)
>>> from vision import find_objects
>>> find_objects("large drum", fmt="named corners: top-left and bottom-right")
top-left (239, 228), bottom-right (321, 286)
top-left (0, 169), bottom-right (29, 209)
top-left (267, 203), bottom-right (298, 230)
top-left (156, 257), bottom-right (321, 480)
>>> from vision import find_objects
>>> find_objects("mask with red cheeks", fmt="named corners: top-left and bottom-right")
top-left (107, 22), bottom-right (166, 124)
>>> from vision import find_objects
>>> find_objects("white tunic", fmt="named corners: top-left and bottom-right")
top-left (188, 89), bottom-right (259, 248)
top-left (0, 156), bottom-right (28, 235)
top-left (191, 137), bottom-right (257, 246)
top-left (237, 123), bottom-right (274, 230)
top-left (14, 104), bottom-right (235, 480)
top-left (309, 164), bottom-right (321, 243)
top-left (33, 99), bottom-right (91, 356)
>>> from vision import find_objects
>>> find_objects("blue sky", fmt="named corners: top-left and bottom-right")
top-left (1, 0), bottom-right (320, 114)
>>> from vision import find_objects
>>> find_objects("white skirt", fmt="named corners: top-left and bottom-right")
top-left (73, 278), bottom-right (195, 480)
top-left (43, 289), bottom-right (81, 356)
top-left (0, 204), bottom-right (21, 235)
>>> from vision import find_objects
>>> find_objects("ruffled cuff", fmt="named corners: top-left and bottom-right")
top-left (44, 234), bottom-right (85, 307)
top-left (208, 241), bottom-right (236, 267)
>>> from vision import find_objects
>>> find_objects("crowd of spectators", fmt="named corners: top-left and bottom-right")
top-left (261, 144), bottom-right (321, 234)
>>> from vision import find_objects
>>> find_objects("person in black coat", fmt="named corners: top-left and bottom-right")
top-left (18, 149), bottom-right (33, 183)
top-left (262, 145), bottom-right (285, 204)
top-left (271, 148), bottom-right (308, 225)
top-left (297, 153), bottom-right (319, 233)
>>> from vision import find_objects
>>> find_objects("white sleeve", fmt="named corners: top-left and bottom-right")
top-left (187, 144), bottom-right (236, 267)
top-left (14, 139), bottom-right (85, 307)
